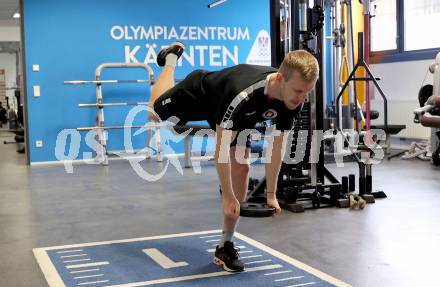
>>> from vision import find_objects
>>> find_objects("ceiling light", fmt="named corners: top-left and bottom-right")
top-left (13, 12), bottom-right (20, 19)
top-left (208, 0), bottom-right (227, 8)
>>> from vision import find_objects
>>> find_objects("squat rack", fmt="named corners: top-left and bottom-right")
top-left (65, 62), bottom-right (163, 165)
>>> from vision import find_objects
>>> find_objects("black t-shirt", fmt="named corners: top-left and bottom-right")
top-left (198, 64), bottom-right (301, 131)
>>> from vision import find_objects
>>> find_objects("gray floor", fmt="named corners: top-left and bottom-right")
top-left (1, 131), bottom-right (440, 287)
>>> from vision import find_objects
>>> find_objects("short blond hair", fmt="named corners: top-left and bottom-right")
top-left (279, 50), bottom-right (319, 82)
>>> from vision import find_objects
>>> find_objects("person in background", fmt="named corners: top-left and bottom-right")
top-left (0, 101), bottom-right (8, 127)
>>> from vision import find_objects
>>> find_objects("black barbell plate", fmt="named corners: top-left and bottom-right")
top-left (240, 202), bottom-right (275, 218)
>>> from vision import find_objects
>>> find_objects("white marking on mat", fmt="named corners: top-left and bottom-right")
top-left (74, 274), bottom-right (105, 280)
top-left (33, 249), bottom-right (66, 287)
top-left (241, 255), bottom-right (262, 259)
top-left (104, 264), bottom-right (283, 287)
top-left (265, 270), bottom-right (293, 276)
top-left (143, 248), bottom-right (188, 269)
top-left (199, 234), bottom-right (221, 239)
top-left (286, 283), bottom-right (316, 287)
top-left (274, 276), bottom-right (304, 282)
top-left (65, 261), bottom-right (109, 269)
top-left (77, 280), bottom-right (109, 286)
top-left (70, 268), bottom-right (100, 274)
top-left (207, 246), bottom-right (245, 253)
top-left (60, 254), bottom-right (88, 258)
top-left (56, 249), bottom-right (84, 254)
top-left (63, 259), bottom-right (91, 263)
top-left (245, 259), bottom-right (272, 265)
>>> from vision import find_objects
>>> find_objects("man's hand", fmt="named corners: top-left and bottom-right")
top-left (222, 194), bottom-right (241, 219)
top-left (265, 131), bottom-right (284, 216)
top-left (267, 195), bottom-right (282, 215)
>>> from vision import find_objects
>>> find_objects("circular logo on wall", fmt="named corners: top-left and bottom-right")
top-left (262, 109), bottom-right (277, 119)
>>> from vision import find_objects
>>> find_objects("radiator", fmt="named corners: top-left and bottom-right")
top-left (371, 100), bottom-right (431, 139)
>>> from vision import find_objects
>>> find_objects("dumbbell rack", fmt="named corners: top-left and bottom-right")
top-left (65, 62), bottom-right (162, 165)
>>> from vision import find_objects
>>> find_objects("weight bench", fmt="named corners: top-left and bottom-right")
top-left (172, 124), bottom-right (215, 168)
top-left (370, 124), bottom-right (406, 159)
top-left (172, 124), bottom-right (266, 168)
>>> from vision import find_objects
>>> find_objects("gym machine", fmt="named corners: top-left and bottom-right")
top-left (246, 0), bottom-right (351, 213)
top-left (246, 0), bottom-right (389, 214)
top-left (413, 52), bottom-right (440, 166)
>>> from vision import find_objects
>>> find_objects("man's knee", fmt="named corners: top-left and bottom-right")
top-left (231, 145), bottom-right (250, 166)
top-left (231, 161), bottom-right (250, 177)
top-left (149, 100), bottom-right (161, 122)
top-left (148, 113), bottom-right (160, 122)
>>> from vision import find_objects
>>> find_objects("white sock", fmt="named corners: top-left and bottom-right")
top-left (165, 53), bottom-right (178, 67)
top-left (219, 227), bottom-right (235, 247)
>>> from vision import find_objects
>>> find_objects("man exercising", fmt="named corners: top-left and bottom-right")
top-left (149, 42), bottom-right (319, 272)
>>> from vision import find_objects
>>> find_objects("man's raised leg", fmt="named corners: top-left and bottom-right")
top-left (148, 42), bottom-right (185, 121)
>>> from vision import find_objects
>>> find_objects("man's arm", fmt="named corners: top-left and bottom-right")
top-left (265, 131), bottom-right (285, 213)
top-left (215, 125), bottom-right (241, 218)
top-left (215, 125), bottom-right (235, 198)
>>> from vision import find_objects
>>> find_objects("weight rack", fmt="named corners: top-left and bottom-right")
top-left (65, 62), bottom-right (163, 165)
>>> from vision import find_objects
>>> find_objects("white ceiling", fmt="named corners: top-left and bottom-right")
top-left (0, 0), bottom-right (19, 21)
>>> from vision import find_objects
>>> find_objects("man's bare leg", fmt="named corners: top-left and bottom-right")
top-left (148, 42), bottom-right (185, 121)
top-left (231, 146), bottom-right (251, 203)
top-left (149, 66), bottom-right (176, 121)
top-left (214, 146), bottom-right (249, 272)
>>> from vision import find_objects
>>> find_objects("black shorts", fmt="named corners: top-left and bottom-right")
top-left (153, 70), bottom-right (208, 125)
top-left (153, 70), bottom-right (251, 148)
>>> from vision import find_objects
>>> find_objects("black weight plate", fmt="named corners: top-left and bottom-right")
top-left (240, 202), bottom-right (275, 218)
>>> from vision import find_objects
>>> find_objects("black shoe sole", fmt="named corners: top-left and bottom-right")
top-left (157, 42), bottom-right (185, 67)
top-left (213, 256), bottom-right (245, 272)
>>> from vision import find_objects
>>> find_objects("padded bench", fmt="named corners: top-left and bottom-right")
top-left (173, 125), bottom-right (215, 168)
top-left (172, 124), bottom-right (266, 168)
top-left (370, 124), bottom-right (406, 158)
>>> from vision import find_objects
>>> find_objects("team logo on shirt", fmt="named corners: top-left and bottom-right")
top-left (262, 109), bottom-right (277, 119)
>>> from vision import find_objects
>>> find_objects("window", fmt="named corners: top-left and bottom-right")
top-left (370, 0), bottom-right (440, 63)
top-left (404, 0), bottom-right (440, 51)
top-left (371, 0), bottom-right (397, 52)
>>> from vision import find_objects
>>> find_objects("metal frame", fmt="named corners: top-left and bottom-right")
top-left (65, 62), bottom-right (162, 165)
top-left (19, 0), bottom-right (31, 164)
top-left (336, 32), bottom-right (388, 133)
top-left (270, 0), bottom-right (282, 67)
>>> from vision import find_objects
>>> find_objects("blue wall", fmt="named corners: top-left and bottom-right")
top-left (23, 0), bottom-right (271, 163)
